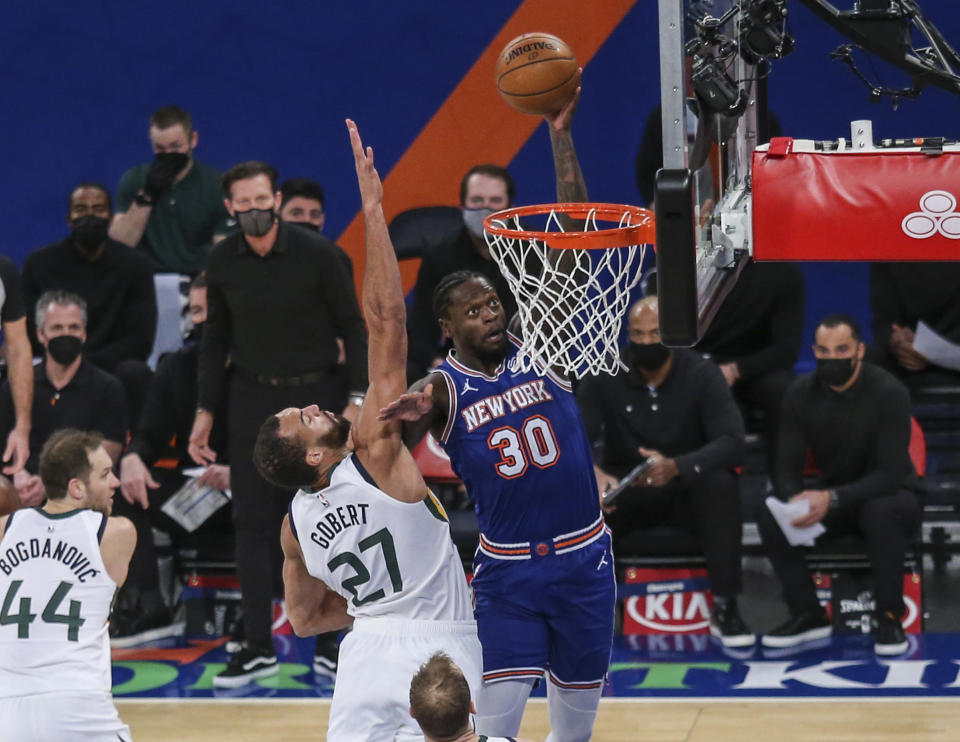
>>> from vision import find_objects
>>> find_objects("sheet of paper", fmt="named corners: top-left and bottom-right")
top-left (913, 321), bottom-right (960, 372)
top-left (161, 476), bottom-right (230, 533)
top-left (764, 496), bottom-right (826, 547)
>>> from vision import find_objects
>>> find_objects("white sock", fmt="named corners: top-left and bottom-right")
top-left (544, 680), bottom-right (603, 742)
top-left (474, 677), bottom-right (535, 737)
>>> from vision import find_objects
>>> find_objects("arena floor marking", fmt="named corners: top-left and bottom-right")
top-left (111, 632), bottom-right (960, 699)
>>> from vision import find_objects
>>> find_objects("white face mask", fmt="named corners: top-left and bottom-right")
top-left (462, 207), bottom-right (494, 238)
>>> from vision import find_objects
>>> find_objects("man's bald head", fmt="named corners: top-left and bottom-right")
top-left (629, 295), bottom-right (659, 324)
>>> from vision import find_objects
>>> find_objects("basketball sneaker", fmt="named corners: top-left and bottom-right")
top-left (761, 609), bottom-right (832, 648)
top-left (212, 642), bottom-right (278, 688)
top-left (709, 600), bottom-right (756, 648)
top-left (873, 611), bottom-right (909, 656)
top-left (313, 632), bottom-right (340, 677)
top-left (109, 606), bottom-right (184, 648)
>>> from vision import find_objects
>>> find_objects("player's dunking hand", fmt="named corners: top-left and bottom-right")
top-left (378, 383), bottom-right (434, 422)
top-left (543, 73), bottom-right (581, 133)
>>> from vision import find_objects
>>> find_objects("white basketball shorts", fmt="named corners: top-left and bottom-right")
top-left (327, 616), bottom-right (482, 742)
top-left (0, 691), bottom-right (132, 741)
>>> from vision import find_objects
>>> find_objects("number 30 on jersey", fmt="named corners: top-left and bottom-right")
top-left (487, 414), bottom-right (560, 479)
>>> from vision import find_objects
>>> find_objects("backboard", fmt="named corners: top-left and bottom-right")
top-left (655, 0), bottom-right (769, 346)
top-left (654, 0), bottom-right (960, 347)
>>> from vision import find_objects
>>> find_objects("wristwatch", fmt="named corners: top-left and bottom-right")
top-left (348, 393), bottom-right (365, 407)
top-left (134, 192), bottom-right (154, 207)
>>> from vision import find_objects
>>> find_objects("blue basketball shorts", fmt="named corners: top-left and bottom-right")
top-left (471, 529), bottom-right (616, 689)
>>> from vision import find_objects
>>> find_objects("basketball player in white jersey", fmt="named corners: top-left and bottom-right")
top-left (0, 429), bottom-right (137, 742)
top-left (251, 119), bottom-right (482, 742)
top-left (410, 652), bottom-right (532, 742)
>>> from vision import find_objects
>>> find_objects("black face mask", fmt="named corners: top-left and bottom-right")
top-left (154, 151), bottom-right (190, 173)
top-left (236, 208), bottom-right (276, 237)
top-left (816, 357), bottom-right (857, 387)
top-left (70, 215), bottom-right (110, 254)
top-left (46, 335), bottom-right (83, 365)
top-left (629, 341), bottom-right (671, 371)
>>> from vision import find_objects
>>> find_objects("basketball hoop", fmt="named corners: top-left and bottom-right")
top-left (482, 202), bottom-right (655, 379)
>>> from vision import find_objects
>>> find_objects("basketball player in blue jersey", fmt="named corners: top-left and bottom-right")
top-left (381, 90), bottom-right (615, 742)
top-left (252, 120), bottom-right (482, 742)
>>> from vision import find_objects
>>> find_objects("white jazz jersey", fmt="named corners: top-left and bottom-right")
top-left (289, 453), bottom-right (472, 621)
top-left (0, 508), bottom-right (116, 699)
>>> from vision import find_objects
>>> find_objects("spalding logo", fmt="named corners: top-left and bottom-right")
top-left (504, 41), bottom-right (558, 65)
top-left (625, 590), bottom-right (712, 633)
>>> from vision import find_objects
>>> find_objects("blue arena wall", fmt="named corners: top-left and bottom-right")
top-left (3, 0), bottom-right (958, 364)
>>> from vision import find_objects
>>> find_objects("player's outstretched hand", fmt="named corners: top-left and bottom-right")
top-left (378, 383), bottom-right (433, 422)
top-left (346, 118), bottom-right (383, 211)
top-left (544, 74), bottom-right (581, 132)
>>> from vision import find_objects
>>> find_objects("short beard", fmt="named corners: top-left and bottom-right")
top-left (321, 414), bottom-right (352, 449)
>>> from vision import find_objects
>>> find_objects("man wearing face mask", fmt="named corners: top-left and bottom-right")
top-left (22, 184), bottom-right (157, 426)
top-left (406, 164), bottom-right (518, 379)
top-left (0, 291), bottom-right (128, 505)
top-left (279, 177), bottom-right (354, 278)
top-left (110, 105), bottom-right (234, 274)
top-left (576, 296), bottom-right (753, 648)
top-left (758, 314), bottom-right (922, 656)
top-left (188, 160), bottom-right (367, 686)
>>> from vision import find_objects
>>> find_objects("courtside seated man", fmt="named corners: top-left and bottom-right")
top-left (410, 652), bottom-right (532, 742)
top-left (252, 119), bottom-right (481, 742)
top-left (380, 87), bottom-right (615, 742)
top-left (0, 429), bottom-right (136, 741)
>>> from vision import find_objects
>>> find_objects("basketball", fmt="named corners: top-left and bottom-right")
top-left (495, 32), bottom-right (580, 115)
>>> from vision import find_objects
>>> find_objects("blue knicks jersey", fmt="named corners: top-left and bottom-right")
top-left (437, 334), bottom-right (600, 546)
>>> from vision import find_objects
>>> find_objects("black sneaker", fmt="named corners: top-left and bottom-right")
top-left (710, 600), bottom-right (756, 648)
top-left (212, 642), bottom-right (278, 688)
top-left (761, 609), bottom-right (832, 648)
top-left (873, 611), bottom-right (908, 656)
top-left (314, 633), bottom-right (340, 677)
top-left (225, 617), bottom-right (244, 654)
top-left (109, 608), bottom-right (184, 649)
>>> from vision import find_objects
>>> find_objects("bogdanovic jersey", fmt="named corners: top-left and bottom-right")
top-left (0, 508), bottom-right (115, 699)
top-left (289, 453), bottom-right (472, 621)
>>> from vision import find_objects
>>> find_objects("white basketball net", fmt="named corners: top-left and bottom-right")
top-left (484, 205), bottom-right (651, 379)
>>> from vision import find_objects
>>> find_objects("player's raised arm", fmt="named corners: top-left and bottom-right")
top-left (345, 119), bottom-right (410, 454)
top-left (545, 84), bottom-right (587, 205)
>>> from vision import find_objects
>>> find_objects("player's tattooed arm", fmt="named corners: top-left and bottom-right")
top-left (545, 83), bottom-right (587, 204)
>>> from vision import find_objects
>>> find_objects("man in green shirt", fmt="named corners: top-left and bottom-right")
top-left (110, 105), bottom-right (234, 274)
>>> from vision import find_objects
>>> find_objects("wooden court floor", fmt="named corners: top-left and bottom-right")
top-left (119, 698), bottom-right (960, 741)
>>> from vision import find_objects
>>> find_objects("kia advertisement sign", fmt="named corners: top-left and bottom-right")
top-left (622, 567), bottom-right (714, 635)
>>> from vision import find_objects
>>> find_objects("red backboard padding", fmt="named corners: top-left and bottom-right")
top-left (753, 142), bottom-right (960, 261)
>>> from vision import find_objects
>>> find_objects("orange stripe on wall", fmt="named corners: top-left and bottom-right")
top-left (337, 0), bottom-right (638, 296)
